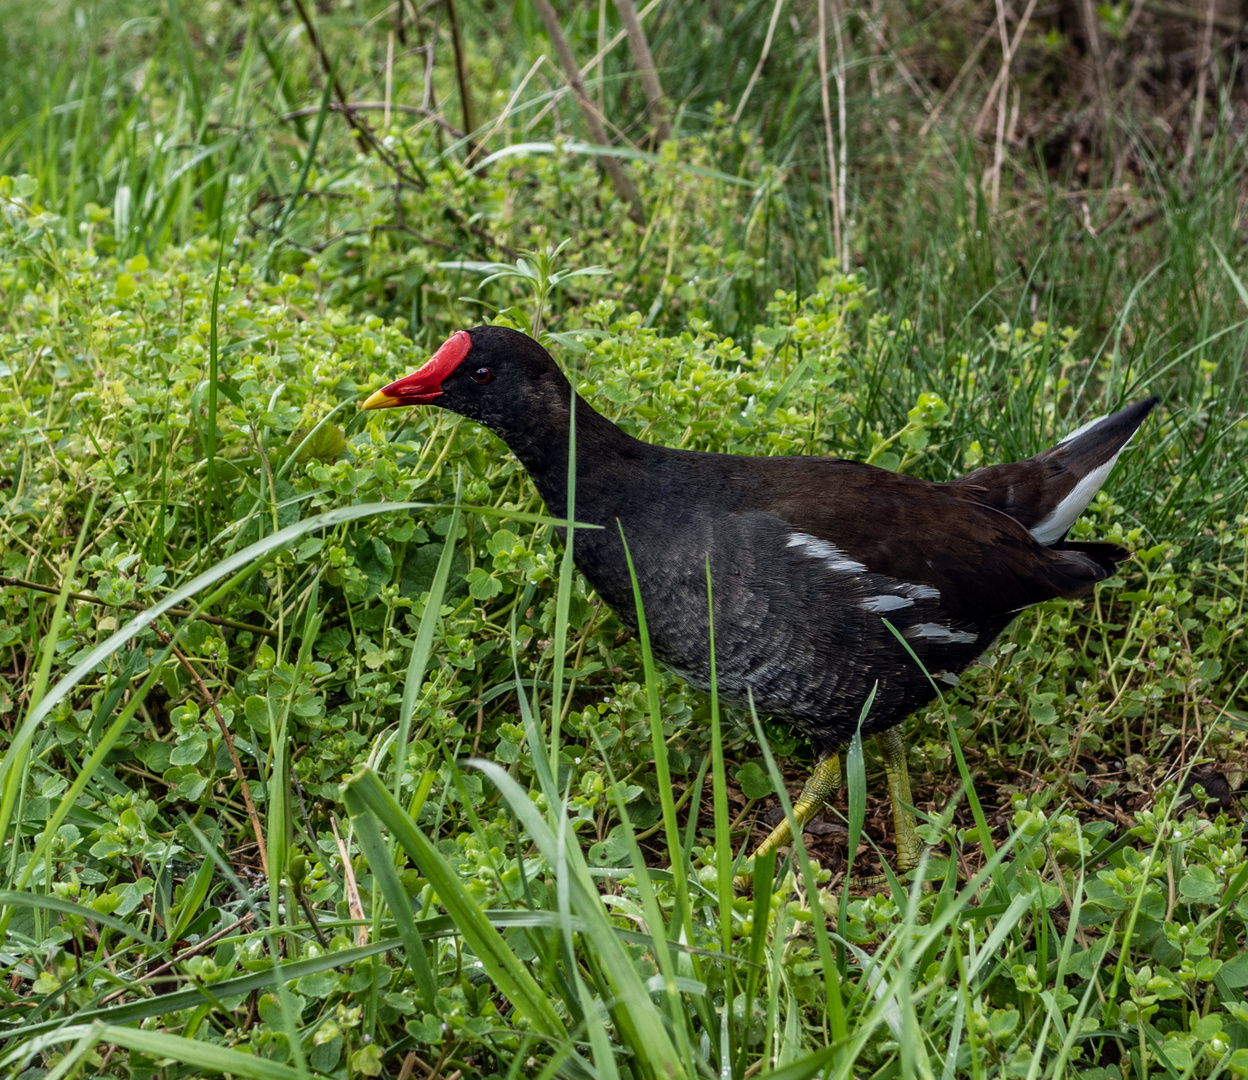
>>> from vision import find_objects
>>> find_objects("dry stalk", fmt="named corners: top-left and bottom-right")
top-left (615, 0), bottom-right (670, 143)
top-left (817, 0), bottom-right (845, 270)
top-left (1079, 0), bottom-right (1113, 169)
top-left (465, 56), bottom-right (547, 167)
top-left (1186, 0), bottom-right (1217, 167)
top-left (385, 30), bottom-right (395, 130)
top-left (832, 0), bottom-right (849, 266)
top-left (525, 0), bottom-right (663, 133)
top-left (919, 18), bottom-right (996, 138)
top-left (531, 0), bottom-right (646, 222)
top-left (973, 0), bottom-right (1039, 137)
top-left (416, 2), bottom-right (439, 114)
top-left (734, 0), bottom-right (787, 124)
top-left (332, 816), bottom-right (369, 947)
top-left (1116, 0), bottom-right (1150, 56)
top-left (150, 625), bottom-right (268, 877)
top-left (445, 0), bottom-right (476, 153)
top-left (988, 0), bottom-right (1011, 210)
top-left (0, 575), bottom-right (277, 638)
top-left (862, 9), bottom-right (931, 112)
top-left (597, 0), bottom-right (608, 116)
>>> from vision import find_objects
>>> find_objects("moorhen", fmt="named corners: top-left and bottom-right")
top-left (362, 325), bottom-right (1157, 886)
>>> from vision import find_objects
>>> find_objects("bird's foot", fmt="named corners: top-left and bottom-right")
top-left (848, 853), bottom-right (937, 893)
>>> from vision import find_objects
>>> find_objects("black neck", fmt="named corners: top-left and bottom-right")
top-left (494, 393), bottom-right (636, 518)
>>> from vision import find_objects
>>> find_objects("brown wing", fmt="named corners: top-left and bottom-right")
top-left (756, 460), bottom-right (1115, 622)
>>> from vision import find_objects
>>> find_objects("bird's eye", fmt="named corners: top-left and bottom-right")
top-left (470, 367), bottom-right (494, 385)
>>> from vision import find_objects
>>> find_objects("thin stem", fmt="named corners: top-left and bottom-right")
top-left (1, 576), bottom-right (277, 638)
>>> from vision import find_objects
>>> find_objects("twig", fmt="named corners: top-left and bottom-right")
top-left (100, 914), bottom-right (255, 1004)
top-left (733, 0), bottom-right (787, 124)
top-left (153, 625), bottom-right (269, 878)
top-left (445, 0), bottom-right (477, 154)
top-left (384, 30), bottom-right (395, 130)
top-left (289, 0), bottom-right (417, 185)
top-left (1078, 0), bottom-right (1112, 166)
top-left (817, 0), bottom-right (844, 270)
top-left (0, 575), bottom-right (277, 638)
top-left (530, 0), bottom-right (646, 222)
top-left (1185, 0), bottom-right (1217, 167)
top-left (919, 18), bottom-right (997, 138)
top-left (973, 0), bottom-right (1039, 137)
top-left (464, 55), bottom-right (547, 167)
top-left (297, 222), bottom-right (460, 253)
top-left (297, 889), bottom-right (333, 949)
top-left (614, 0), bottom-right (670, 144)
top-left (1144, 0), bottom-right (1245, 35)
top-left (278, 214), bottom-right (515, 260)
top-left (394, 0), bottom-right (407, 46)
top-left (988, 0), bottom-right (1010, 210)
top-left (280, 102), bottom-right (464, 138)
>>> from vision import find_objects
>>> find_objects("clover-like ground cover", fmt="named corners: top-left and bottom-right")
top-left (1, 2), bottom-right (1246, 1078)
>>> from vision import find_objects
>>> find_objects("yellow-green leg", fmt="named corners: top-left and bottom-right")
top-left (877, 725), bottom-right (922, 872)
top-left (733, 753), bottom-right (842, 893)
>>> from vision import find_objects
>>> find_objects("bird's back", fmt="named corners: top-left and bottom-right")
top-left (564, 399), bottom-right (1157, 750)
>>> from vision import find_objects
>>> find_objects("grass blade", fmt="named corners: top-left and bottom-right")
top-left (3, 1023), bottom-right (304, 1080)
top-left (341, 768), bottom-right (569, 1042)
top-left (472, 758), bottom-right (688, 1079)
top-left (616, 525), bottom-right (695, 944)
top-left (342, 784), bottom-right (437, 1009)
top-left (548, 394), bottom-right (576, 770)
top-left (393, 476), bottom-right (463, 801)
top-left (0, 493), bottom-right (95, 884)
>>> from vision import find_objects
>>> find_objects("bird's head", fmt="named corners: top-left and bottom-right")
top-left (361, 326), bottom-right (571, 436)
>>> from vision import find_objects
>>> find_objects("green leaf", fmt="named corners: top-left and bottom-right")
top-left (0, 890), bottom-right (154, 945)
top-left (245, 694), bottom-right (272, 731)
top-left (1218, 951), bottom-right (1248, 988)
top-left (290, 422), bottom-right (347, 464)
top-left (1178, 867), bottom-right (1222, 901)
top-left (466, 566), bottom-right (503, 600)
top-left (1029, 693), bottom-right (1059, 726)
top-left (734, 760), bottom-right (773, 800)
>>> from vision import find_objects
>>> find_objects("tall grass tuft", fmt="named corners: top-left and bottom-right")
top-left (1, 1), bottom-right (1247, 1076)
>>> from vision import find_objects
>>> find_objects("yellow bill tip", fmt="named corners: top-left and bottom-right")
top-left (361, 387), bottom-right (401, 411)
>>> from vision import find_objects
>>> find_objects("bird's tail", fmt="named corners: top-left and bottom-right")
top-left (953, 397), bottom-right (1159, 552)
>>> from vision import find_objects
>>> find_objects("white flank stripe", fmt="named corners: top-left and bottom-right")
top-left (787, 532), bottom-right (868, 573)
top-left (908, 623), bottom-right (977, 644)
top-left (904, 583), bottom-right (940, 600)
top-left (1029, 454), bottom-right (1119, 545)
top-left (861, 595), bottom-right (913, 613)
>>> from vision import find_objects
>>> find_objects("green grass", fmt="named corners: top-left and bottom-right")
top-left (1, 1), bottom-right (1247, 1077)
